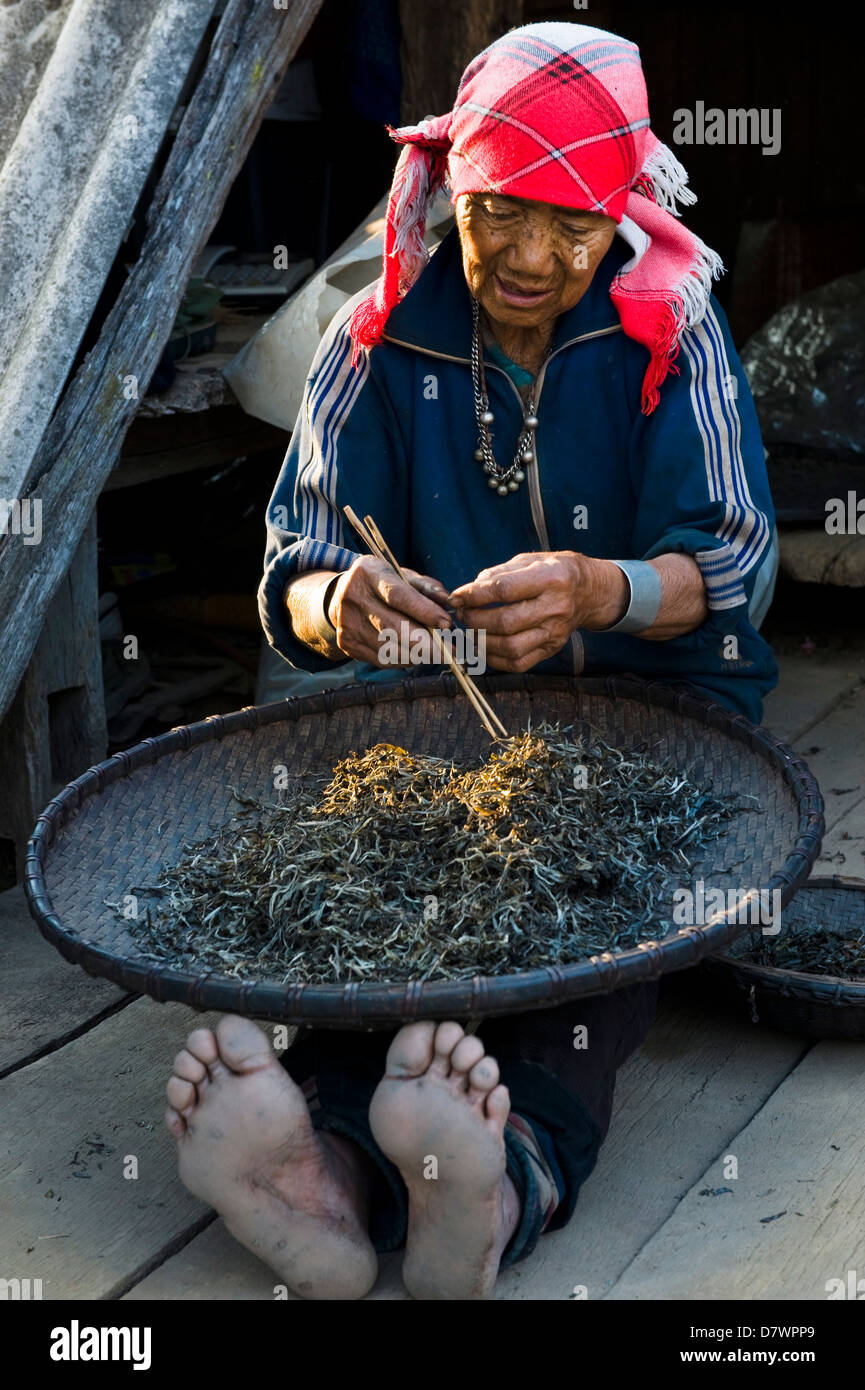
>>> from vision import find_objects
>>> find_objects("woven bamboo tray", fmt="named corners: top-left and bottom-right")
top-left (24, 674), bottom-right (823, 1027)
top-left (698, 877), bottom-right (865, 1039)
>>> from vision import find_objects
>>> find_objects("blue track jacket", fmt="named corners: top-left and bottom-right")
top-left (259, 227), bottom-right (778, 723)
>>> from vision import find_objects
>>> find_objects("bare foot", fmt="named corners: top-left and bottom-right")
top-left (165, 1014), bottom-right (377, 1300)
top-left (369, 1020), bottom-right (520, 1299)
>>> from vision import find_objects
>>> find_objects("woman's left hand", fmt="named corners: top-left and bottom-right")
top-left (449, 551), bottom-right (628, 672)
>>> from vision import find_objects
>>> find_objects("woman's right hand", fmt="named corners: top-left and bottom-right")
top-left (330, 556), bottom-right (452, 666)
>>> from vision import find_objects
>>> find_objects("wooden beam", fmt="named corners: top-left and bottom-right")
top-left (0, 0), bottom-right (217, 505)
top-left (398, 0), bottom-right (524, 123)
top-left (108, 406), bottom-right (287, 492)
top-left (0, 0), bottom-right (322, 726)
top-left (0, 512), bottom-right (106, 878)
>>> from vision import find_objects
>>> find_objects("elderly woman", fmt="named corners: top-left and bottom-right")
top-left (165, 22), bottom-right (777, 1300)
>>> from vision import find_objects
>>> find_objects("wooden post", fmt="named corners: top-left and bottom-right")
top-left (0, 0), bottom-right (323, 728)
top-left (398, 0), bottom-right (524, 123)
top-left (0, 512), bottom-right (105, 879)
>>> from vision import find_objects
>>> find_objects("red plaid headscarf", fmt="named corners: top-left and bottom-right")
top-left (349, 21), bottom-right (723, 414)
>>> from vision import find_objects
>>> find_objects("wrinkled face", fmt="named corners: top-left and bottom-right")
top-left (455, 193), bottom-right (617, 330)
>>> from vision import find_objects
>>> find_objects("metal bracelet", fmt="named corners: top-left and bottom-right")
top-left (311, 574), bottom-right (340, 644)
top-left (604, 560), bottom-right (663, 634)
top-left (286, 574), bottom-right (341, 651)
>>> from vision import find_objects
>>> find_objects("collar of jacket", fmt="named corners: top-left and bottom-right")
top-left (382, 223), bottom-right (631, 362)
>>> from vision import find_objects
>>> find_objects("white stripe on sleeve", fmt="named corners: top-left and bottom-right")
top-left (681, 307), bottom-right (770, 579)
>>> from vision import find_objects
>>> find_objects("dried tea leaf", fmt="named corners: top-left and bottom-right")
top-left (755, 927), bottom-right (865, 978)
top-left (126, 723), bottom-right (734, 984)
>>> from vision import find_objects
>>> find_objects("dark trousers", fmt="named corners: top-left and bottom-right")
top-left (280, 980), bottom-right (659, 1265)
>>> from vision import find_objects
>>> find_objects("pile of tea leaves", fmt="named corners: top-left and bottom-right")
top-left (127, 724), bottom-right (736, 984)
top-left (754, 928), bottom-right (865, 978)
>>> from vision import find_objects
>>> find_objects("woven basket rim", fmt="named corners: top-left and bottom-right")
top-left (23, 673), bottom-right (825, 1022)
top-left (705, 874), bottom-right (865, 996)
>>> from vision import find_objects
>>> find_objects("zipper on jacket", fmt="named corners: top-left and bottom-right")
top-left (383, 323), bottom-right (622, 677)
top-left (484, 325), bottom-right (621, 675)
top-left (486, 364), bottom-right (585, 675)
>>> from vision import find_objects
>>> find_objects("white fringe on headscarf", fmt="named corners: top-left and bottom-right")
top-left (639, 140), bottom-right (698, 216)
top-left (388, 123), bottom-right (443, 292)
top-left (678, 233), bottom-right (726, 326)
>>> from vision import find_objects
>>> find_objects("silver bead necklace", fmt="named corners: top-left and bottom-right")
top-left (471, 297), bottom-right (545, 496)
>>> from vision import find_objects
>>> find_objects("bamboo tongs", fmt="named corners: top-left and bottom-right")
top-left (343, 506), bottom-right (508, 740)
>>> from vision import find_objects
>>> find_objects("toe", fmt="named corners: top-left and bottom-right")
top-left (484, 1083), bottom-right (511, 1126)
top-left (166, 1076), bottom-right (197, 1112)
top-left (214, 1015), bottom-right (273, 1074)
top-left (429, 1021), bottom-right (465, 1076)
top-left (173, 1049), bottom-right (208, 1084)
top-left (449, 1035), bottom-right (486, 1080)
top-left (164, 1106), bottom-right (187, 1139)
top-left (383, 1021), bottom-right (436, 1078)
top-left (467, 1053), bottom-right (500, 1102)
top-left (185, 1028), bottom-right (219, 1066)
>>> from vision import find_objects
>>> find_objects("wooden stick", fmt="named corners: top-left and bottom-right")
top-left (343, 507), bottom-right (379, 558)
top-left (360, 514), bottom-right (507, 738)
top-left (443, 649), bottom-right (504, 738)
top-left (342, 506), bottom-right (508, 738)
top-left (362, 515), bottom-right (405, 577)
top-left (358, 519), bottom-right (508, 739)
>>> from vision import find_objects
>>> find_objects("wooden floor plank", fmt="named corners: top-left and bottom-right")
top-left (813, 796), bottom-right (865, 875)
top-left (762, 652), bottom-right (865, 746)
top-left (791, 682), bottom-right (865, 838)
top-left (0, 885), bottom-right (129, 1076)
top-left (605, 1042), bottom-right (865, 1301)
top-left (123, 1219), bottom-right (271, 1302)
top-left (489, 997), bottom-right (804, 1301)
top-left (124, 997), bottom-right (803, 1301)
top-left (0, 998), bottom-right (221, 1300)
